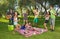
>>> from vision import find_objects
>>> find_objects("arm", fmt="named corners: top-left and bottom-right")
top-left (53, 10), bottom-right (56, 16)
top-left (52, 13), bottom-right (56, 16)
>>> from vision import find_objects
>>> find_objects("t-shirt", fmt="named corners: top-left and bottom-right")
top-left (45, 14), bottom-right (49, 20)
top-left (45, 16), bottom-right (49, 20)
top-left (50, 9), bottom-right (56, 19)
top-left (14, 17), bottom-right (18, 22)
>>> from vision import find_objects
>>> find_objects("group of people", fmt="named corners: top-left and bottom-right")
top-left (6, 5), bottom-right (56, 34)
top-left (44, 5), bottom-right (56, 31)
top-left (17, 22), bottom-right (47, 37)
top-left (33, 5), bottom-right (56, 31)
top-left (6, 9), bottom-right (20, 30)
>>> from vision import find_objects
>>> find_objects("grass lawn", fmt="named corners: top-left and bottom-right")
top-left (0, 17), bottom-right (60, 39)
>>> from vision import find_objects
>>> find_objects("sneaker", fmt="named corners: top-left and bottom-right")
top-left (51, 30), bottom-right (54, 32)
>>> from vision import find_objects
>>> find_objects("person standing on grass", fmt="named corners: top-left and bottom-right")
top-left (44, 12), bottom-right (50, 30)
top-left (13, 11), bottom-right (20, 30)
top-left (49, 5), bottom-right (56, 31)
top-left (23, 9), bottom-right (28, 24)
top-left (33, 8), bottom-right (39, 26)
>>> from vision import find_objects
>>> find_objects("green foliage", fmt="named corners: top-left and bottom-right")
top-left (0, 0), bottom-right (60, 17)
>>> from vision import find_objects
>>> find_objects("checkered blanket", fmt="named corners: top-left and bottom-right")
top-left (16, 28), bottom-right (47, 37)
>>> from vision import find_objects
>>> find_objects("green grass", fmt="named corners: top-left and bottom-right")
top-left (0, 17), bottom-right (60, 39)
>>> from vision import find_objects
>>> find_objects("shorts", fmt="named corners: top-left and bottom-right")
top-left (23, 17), bottom-right (28, 20)
top-left (14, 22), bottom-right (18, 26)
top-left (50, 18), bottom-right (55, 26)
top-left (34, 18), bottom-right (38, 23)
top-left (44, 20), bottom-right (49, 23)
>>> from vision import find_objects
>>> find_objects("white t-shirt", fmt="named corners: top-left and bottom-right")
top-left (45, 16), bottom-right (49, 20)
top-left (14, 17), bottom-right (18, 22)
top-left (14, 17), bottom-right (18, 25)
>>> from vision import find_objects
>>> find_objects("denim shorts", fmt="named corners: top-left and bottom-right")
top-left (50, 18), bottom-right (55, 26)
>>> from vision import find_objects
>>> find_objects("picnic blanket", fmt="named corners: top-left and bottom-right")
top-left (16, 28), bottom-right (47, 37)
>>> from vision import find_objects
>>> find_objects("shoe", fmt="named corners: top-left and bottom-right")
top-left (51, 30), bottom-right (54, 32)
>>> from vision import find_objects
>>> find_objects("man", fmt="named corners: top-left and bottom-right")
top-left (49, 5), bottom-right (56, 31)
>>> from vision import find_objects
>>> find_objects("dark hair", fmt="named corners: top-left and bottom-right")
top-left (14, 11), bottom-right (18, 17)
top-left (50, 5), bottom-right (54, 7)
top-left (34, 8), bottom-right (38, 12)
top-left (14, 11), bottom-right (19, 15)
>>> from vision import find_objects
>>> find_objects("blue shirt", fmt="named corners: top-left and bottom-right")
top-left (20, 25), bottom-right (26, 30)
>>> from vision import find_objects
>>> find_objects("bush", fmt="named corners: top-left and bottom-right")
top-left (0, 13), bottom-right (2, 18)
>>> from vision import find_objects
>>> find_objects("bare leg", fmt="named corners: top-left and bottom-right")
top-left (44, 23), bottom-right (48, 30)
top-left (50, 25), bottom-right (55, 31)
top-left (16, 24), bottom-right (20, 30)
top-left (23, 20), bottom-right (25, 24)
top-left (50, 25), bottom-right (52, 30)
top-left (50, 19), bottom-right (55, 31)
top-left (26, 20), bottom-right (28, 23)
top-left (52, 26), bottom-right (54, 30)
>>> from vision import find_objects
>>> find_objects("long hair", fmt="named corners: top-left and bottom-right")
top-left (14, 11), bottom-right (18, 17)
